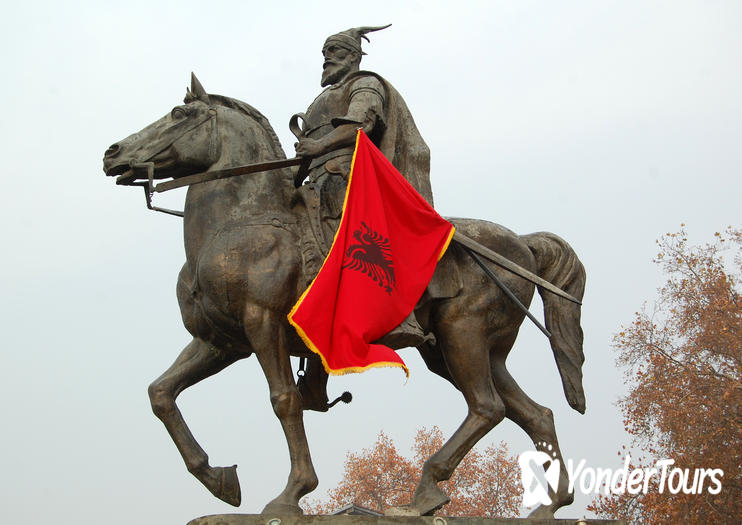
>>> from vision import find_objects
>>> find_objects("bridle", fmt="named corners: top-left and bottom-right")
top-left (118, 106), bottom-right (218, 217)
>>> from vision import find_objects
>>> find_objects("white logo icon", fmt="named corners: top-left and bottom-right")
top-left (519, 442), bottom-right (560, 507)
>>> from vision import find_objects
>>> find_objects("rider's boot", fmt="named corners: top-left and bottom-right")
top-left (297, 357), bottom-right (353, 412)
top-left (375, 311), bottom-right (436, 349)
top-left (297, 357), bottom-right (330, 412)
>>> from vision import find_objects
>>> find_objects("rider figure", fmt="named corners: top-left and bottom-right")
top-left (293, 25), bottom-right (436, 410)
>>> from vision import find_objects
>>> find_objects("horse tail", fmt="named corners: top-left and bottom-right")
top-left (522, 232), bottom-right (587, 414)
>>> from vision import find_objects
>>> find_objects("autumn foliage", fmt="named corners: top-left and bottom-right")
top-left (302, 426), bottom-right (523, 517)
top-left (589, 227), bottom-right (742, 524)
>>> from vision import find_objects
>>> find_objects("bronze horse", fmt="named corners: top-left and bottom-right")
top-left (103, 75), bottom-right (586, 518)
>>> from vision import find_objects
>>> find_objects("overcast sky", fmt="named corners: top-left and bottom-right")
top-left (2, 1), bottom-right (740, 524)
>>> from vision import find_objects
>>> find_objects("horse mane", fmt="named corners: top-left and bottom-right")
top-left (208, 94), bottom-right (287, 161)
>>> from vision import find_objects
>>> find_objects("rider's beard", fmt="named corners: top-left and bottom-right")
top-left (321, 62), bottom-right (350, 87)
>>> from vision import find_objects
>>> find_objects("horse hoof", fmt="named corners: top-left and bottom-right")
top-left (261, 501), bottom-right (303, 516)
top-left (412, 483), bottom-right (450, 516)
top-left (214, 465), bottom-right (241, 506)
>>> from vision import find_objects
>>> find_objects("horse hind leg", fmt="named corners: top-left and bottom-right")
top-left (491, 356), bottom-right (574, 518)
top-left (148, 338), bottom-right (245, 506)
top-left (417, 340), bottom-right (458, 390)
top-left (408, 319), bottom-right (506, 516)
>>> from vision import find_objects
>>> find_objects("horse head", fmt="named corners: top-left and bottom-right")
top-left (103, 73), bottom-right (287, 187)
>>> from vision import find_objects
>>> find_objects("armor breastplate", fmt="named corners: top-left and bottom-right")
top-left (304, 81), bottom-right (356, 170)
top-left (304, 82), bottom-right (349, 138)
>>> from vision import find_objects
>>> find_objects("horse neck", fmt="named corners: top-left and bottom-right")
top-left (184, 116), bottom-right (293, 228)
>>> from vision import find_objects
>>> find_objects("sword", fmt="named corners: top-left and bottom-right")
top-left (453, 231), bottom-right (582, 305)
top-left (462, 245), bottom-right (552, 337)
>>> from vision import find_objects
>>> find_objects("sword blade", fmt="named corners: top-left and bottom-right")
top-left (463, 246), bottom-right (552, 338)
top-left (453, 231), bottom-right (582, 305)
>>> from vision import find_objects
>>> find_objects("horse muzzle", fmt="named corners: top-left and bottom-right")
top-left (103, 147), bottom-right (170, 185)
top-left (102, 142), bottom-right (144, 183)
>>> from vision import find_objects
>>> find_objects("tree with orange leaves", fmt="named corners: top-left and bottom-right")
top-left (302, 426), bottom-right (522, 517)
top-left (589, 227), bottom-right (742, 524)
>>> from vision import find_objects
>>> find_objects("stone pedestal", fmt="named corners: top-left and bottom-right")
top-left (187, 515), bottom-right (626, 525)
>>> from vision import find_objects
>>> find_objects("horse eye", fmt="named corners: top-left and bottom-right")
top-left (171, 107), bottom-right (186, 119)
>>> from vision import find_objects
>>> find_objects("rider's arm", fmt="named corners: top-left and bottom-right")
top-left (295, 122), bottom-right (359, 158)
top-left (333, 76), bottom-right (385, 132)
top-left (296, 77), bottom-right (385, 158)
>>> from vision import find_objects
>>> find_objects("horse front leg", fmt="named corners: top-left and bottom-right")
top-left (147, 338), bottom-right (245, 505)
top-left (253, 320), bottom-right (318, 515)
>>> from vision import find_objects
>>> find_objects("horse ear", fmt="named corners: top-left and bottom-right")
top-left (188, 72), bottom-right (210, 104)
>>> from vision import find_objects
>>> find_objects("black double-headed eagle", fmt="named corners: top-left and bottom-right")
top-left (343, 222), bottom-right (396, 294)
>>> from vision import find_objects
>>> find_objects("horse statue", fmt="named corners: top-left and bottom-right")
top-left (102, 74), bottom-right (586, 519)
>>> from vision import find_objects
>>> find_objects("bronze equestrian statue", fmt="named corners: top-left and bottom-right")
top-left (102, 26), bottom-right (587, 519)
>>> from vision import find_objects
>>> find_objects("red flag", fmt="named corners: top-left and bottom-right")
top-left (288, 130), bottom-right (455, 376)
